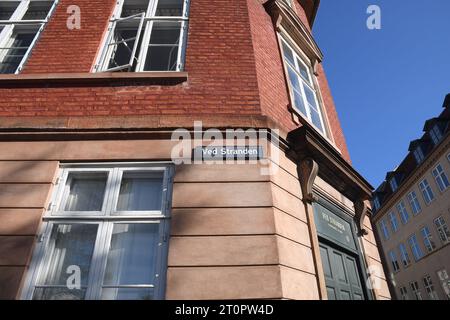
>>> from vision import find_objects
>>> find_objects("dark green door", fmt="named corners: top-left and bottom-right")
top-left (319, 242), bottom-right (365, 300)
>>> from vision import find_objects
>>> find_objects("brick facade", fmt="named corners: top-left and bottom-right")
top-left (0, 0), bottom-right (350, 161)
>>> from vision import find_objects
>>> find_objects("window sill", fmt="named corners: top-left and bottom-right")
top-left (0, 71), bottom-right (188, 87)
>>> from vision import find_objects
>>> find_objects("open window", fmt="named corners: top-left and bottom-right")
top-left (0, 0), bottom-right (57, 74)
top-left (95, 0), bottom-right (189, 72)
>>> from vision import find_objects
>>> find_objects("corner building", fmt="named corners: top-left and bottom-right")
top-left (0, 0), bottom-right (390, 300)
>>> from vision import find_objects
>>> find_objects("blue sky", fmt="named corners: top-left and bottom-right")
top-left (313, 0), bottom-right (450, 188)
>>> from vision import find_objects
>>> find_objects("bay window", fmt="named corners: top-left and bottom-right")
top-left (0, 0), bottom-right (57, 74)
top-left (95, 0), bottom-right (189, 72)
top-left (280, 36), bottom-right (327, 136)
top-left (22, 163), bottom-right (174, 300)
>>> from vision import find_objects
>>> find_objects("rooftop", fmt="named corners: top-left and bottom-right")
top-left (372, 93), bottom-right (450, 215)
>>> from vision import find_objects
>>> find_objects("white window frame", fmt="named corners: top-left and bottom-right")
top-left (94, 0), bottom-right (190, 72)
top-left (21, 162), bottom-right (174, 300)
top-left (432, 163), bottom-right (449, 192)
top-left (410, 281), bottom-right (423, 300)
top-left (379, 218), bottom-right (390, 240)
top-left (399, 286), bottom-right (409, 300)
top-left (388, 211), bottom-right (399, 233)
top-left (436, 269), bottom-right (450, 299)
top-left (423, 275), bottom-right (439, 300)
top-left (398, 243), bottom-right (410, 267)
top-left (420, 226), bottom-right (436, 253)
top-left (413, 146), bottom-right (425, 164)
top-left (407, 191), bottom-right (421, 215)
top-left (388, 250), bottom-right (400, 272)
top-left (408, 234), bottom-right (424, 262)
top-left (0, 0), bottom-right (58, 74)
top-left (396, 201), bottom-right (409, 225)
top-left (434, 216), bottom-right (450, 244)
top-left (419, 179), bottom-right (435, 205)
top-left (279, 34), bottom-right (329, 137)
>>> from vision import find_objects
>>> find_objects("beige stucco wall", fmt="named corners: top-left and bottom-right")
top-left (0, 137), bottom-right (389, 300)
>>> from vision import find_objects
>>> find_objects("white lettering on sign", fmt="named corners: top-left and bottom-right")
top-left (322, 212), bottom-right (346, 234)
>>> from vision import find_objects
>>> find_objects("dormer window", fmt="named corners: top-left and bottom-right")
top-left (413, 146), bottom-right (425, 164)
top-left (429, 124), bottom-right (443, 145)
top-left (389, 177), bottom-right (398, 192)
top-left (373, 196), bottom-right (381, 210)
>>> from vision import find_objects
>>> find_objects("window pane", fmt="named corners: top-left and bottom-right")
top-left (64, 173), bottom-right (107, 211)
top-left (155, 0), bottom-right (184, 16)
top-left (0, 1), bottom-right (19, 20)
top-left (121, 0), bottom-right (149, 17)
top-left (144, 21), bottom-right (181, 71)
top-left (23, 1), bottom-right (53, 20)
top-left (282, 41), bottom-right (295, 66)
top-left (116, 172), bottom-right (163, 211)
top-left (296, 57), bottom-right (310, 83)
top-left (309, 107), bottom-right (324, 132)
top-left (33, 287), bottom-right (86, 300)
top-left (107, 26), bottom-right (141, 70)
top-left (101, 287), bottom-right (154, 300)
top-left (0, 31), bottom-right (36, 74)
top-left (33, 224), bottom-right (98, 300)
top-left (103, 224), bottom-right (159, 287)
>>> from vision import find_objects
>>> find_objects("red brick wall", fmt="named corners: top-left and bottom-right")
top-left (0, 0), bottom-right (350, 161)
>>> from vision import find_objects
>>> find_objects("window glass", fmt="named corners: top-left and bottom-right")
top-left (63, 173), bottom-right (108, 212)
top-left (102, 223), bottom-right (159, 300)
top-left (421, 226), bottom-right (436, 252)
top-left (432, 164), bottom-right (449, 192)
top-left (419, 179), bottom-right (435, 204)
top-left (0, 31), bottom-right (36, 74)
top-left (407, 191), bottom-right (421, 215)
top-left (155, 0), bottom-right (184, 16)
top-left (23, 1), bottom-right (53, 20)
top-left (116, 172), bottom-right (163, 211)
top-left (33, 224), bottom-right (98, 300)
top-left (144, 21), bottom-right (181, 71)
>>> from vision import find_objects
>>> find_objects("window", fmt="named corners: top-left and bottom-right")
top-left (0, 0), bottom-right (57, 74)
top-left (280, 36), bottom-right (327, 135)
top-left (388, 250), bottom-right (400, 272)
top-left (399, 286), bottom-right (409, 300)
top-left (436, 269), bottom-right (450, 300)
top-left (432, 163), bottom-right (449, 192)
top-left (419, 179), bottom-right (435, 204)
top-left (434, 216), bottom-right (450, 244)
top-left (407, 191), bottom-right (422, 215)
top-left (95, 0), bottom-right (189, 72)
top-left (429, 125), bottom-right (443, 145)
top-left (389, 177), bottom-right (398, 192)
top-left (373, 196), bottom-right (381, 211)
top-left (410, 281), bottom-right (423, 300)
top-left (420, 226), bottom-right (436, 252)
top-left (408, 234), bottom-right (424, 261)
top-left (423, 275), bottom-right (439, 300)
top-left (396, 201), bottom-right (410, 224)
top-left (22, 164), bottom-right (174, 300)
top-left (398, 243), bottom-right (411, 267)
top-left (388, 211), bottom-right (399, 233)
top-left (413, 146), bottom-right (425, 164)
top-left (379, 219), bottom-right (390, 240)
